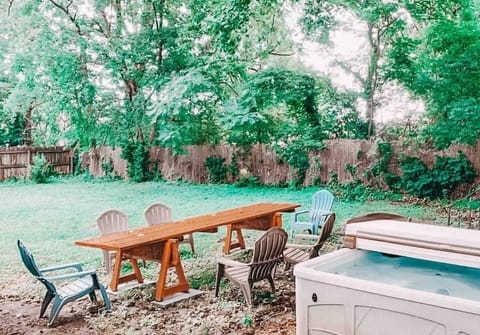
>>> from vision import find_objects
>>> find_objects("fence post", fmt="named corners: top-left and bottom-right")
top-left (0, 149), bottom-right (3, 181)
top-left (69, 148), bottom-right (74, 174)
top-left (27, 147), bottom-right (32, 165)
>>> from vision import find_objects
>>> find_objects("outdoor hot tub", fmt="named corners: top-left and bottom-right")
top-left (294, 218), bottom-right (480, 335)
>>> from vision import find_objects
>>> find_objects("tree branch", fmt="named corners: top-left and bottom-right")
top-left (378, 17), bottom-right (399, 38)
top-left (218, 81), bottom-right (239, 97)
top-left (332, 59), bottom-right (365, 85)
top-left (49, 0), bottom-right (83, 36)
top-left (8, 0), bottom-right (14, 15)
top-left (269, 51), bottom-right (296, 56)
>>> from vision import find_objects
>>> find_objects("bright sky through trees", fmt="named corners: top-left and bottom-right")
top-left (287, 4), bottom-right (425, 124)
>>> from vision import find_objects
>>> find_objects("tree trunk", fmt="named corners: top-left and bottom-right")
top-left (365, 23), bottom-right (380, 139)
top-left (23, 105), bottom-right (33, 146)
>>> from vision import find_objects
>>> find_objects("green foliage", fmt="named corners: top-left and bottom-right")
top-left (454, 196), bottom-right (480, 211)
top-left (366, 141), bottom-right (400, 189)
top-left (150, 162), bottom-right (163, 182)
top-left (235, 69), bottom-right (349, 187)
top-left (227, 68), bottom-right (363, 146)
top-left (384, 173), bottom-right (401, 190)
top-left (330, 179), bottom-right (396, 202)
top-left (400, 152), bottom-right (476, 199)
top-left (344, 164), bottom-right (358, 180)
top-left (329, 166), bottom-right (398, 202)
top-left (229, 154), bottom-right (240, 180)
top-left (275, 139), bottom-right (326, 188)
top-left (388, 1), bottom-right (480, 149)
top-left (241, 315), bottom-right (253, 327)
top-left (432, 153), bottom-right (477, 195)
top-left (0, 112), bottom-right (25, 146)
top-left (370, 142), bottom-right (393, 177)
top-left (121, 141), bottom-right (152, 183)
top-left (81, 169), bottom-right (95, 182)
top-left (299, 0), bottom-right (406, 138)
top-left (312, 176), bottom-right (322, 187)
top-left (151, 71), bottom-right (223, 153)
top-left (30, 154), bottom-right (56, 183)
top-left (189, 270), bottom-right (216, 290)
top-left (1, 0), bottom-right (367, 155)
top-left (100, 159), bottom-right (121, 181)
top-left (204, 156), bottom-right (228, 184)
top-left (235, 176), bottom-right (261, 188)
top-left (204, 154), bottom-right (242, 184)
top-left (3, 0), bottom-right (289, 150)
top-left (179, 249), bottom-right (194, 260)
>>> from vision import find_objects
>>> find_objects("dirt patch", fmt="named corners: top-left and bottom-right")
top-left (0, 296), bottom-right (99, 335)
top-left (0, 268), bottom-right (299, 335)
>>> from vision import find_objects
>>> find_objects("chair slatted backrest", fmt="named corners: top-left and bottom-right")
top-left (345, 212), bottom-right (410, 224)
top-left (144, 203), bottom-right (172, 226)
top-left (17, 240), bottom-right (57, 293)
top-left (310, 190), bottom-right (334, 219)
top-left (250, 228), bottom-right (288, 281)
top-left (17, 240), bottom-right (42, 277)
top-left (96, 209), bottom-right (129, 235)
top-left (311, 213), bottom-right (336, 258)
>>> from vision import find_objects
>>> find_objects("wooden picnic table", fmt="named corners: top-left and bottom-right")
top-left (75, 202), bottom-right (299, 301)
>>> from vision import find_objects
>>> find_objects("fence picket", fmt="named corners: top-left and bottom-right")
top-left (0, 147), bottom-right (72, 181)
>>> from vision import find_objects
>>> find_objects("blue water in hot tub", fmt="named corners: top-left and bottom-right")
top-left (316, 250), bottom-right (480, 301)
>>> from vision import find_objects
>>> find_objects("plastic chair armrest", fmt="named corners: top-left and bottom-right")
top-left (312, 210), bottom-right (333, 216)
top-left (217, 257), bottom-right (248, 268)
top-left (294, 234), bottom-right (320, 243)
top-left (43, 270), bottom-right (96, 282)
top-left (285, 243), bottom-right (314, 250)
top-left (40, 262), bottom-right (83, 273)
top-left (291, 210), bottom-right (309, 221)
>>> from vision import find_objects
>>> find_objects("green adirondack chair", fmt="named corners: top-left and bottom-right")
top-left (17, 240), bottom-right (111, 327)
top-left (290, 189), bottom-right (335, 236)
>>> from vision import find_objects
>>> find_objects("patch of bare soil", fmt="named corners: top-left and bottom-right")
top-left (0, 268), bottom-right (299, 335)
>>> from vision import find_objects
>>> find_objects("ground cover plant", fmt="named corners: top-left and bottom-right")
top-left (0, 178), bottom-right (445, 334)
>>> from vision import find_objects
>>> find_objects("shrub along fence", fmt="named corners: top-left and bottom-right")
top-left (0, 146), bottom-right (73, 181)
top-left (80, 140), bottom-right (480, 189)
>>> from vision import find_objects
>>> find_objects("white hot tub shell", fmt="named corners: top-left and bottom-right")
top-left (294, 219), bottom-right (480, 335)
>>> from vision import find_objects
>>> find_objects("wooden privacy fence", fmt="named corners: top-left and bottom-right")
top-left (82, 140), bottom-right (480, 187)
top-left (0, 146), bottom-right (73, 181)
top-left (78, 140), bottom-right (386, 185)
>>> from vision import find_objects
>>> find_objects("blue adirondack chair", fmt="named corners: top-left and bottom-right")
top-left (17, 240), bottom-right (111, 327)
top-left (290, 189), bottom-right (335, 236)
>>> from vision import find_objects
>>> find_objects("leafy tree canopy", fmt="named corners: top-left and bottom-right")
top-left (388, 1), bottom-right (480, 148)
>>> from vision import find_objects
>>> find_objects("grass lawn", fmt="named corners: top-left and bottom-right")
top-left (0, 178), bottom-right (441, 295)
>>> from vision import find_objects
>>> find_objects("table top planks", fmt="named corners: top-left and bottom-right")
top-left (75, 202), bottom-right (299, 252)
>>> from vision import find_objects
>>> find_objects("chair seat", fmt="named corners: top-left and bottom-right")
top-left (283, 247), bottom-right (310, 264)
top-left (284, 213), bottom-right (336, 269)
top-left (291, 220), bottom-right (314, 230)
top-left (225, 266), bottom-right (250, 283)
top-left (57, 276), bottom-right (94, 298)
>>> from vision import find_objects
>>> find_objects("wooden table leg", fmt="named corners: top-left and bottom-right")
top-left (110, 251), bottom-right (123, 291)
top-left (272, 213), bottom-right (282, 227)
top-left (130, 258), bottom-right (144, 284)
top-left (222, 213), bottom-right (283, 254)
top-left (109, 251), bottom-right (144, 292)
top-left (155, 239), bottom-right (190, 301)
top-left (223, 224), bottom-right (246, 254)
